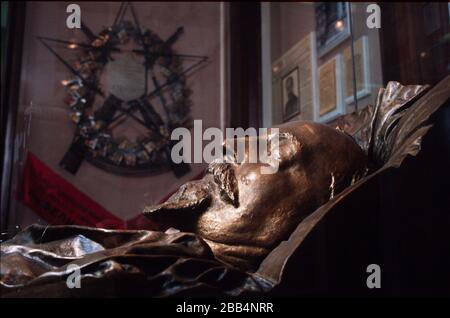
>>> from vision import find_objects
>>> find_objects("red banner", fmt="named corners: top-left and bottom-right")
top-left (20, 152), bottom-right (125, 229)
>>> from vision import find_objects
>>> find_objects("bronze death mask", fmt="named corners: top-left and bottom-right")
top-left (144, 122), bottom-right (368, 269)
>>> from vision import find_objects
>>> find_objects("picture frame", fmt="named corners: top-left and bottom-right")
top-left (315, 2), bottom-right (351, 57)
top-left (343, 35), bottom-right (371, 104)
top-left (315, 54), bottom-right (344, 123)
top-left (271, 32), bottom-right (318, 124)
top-left (281, 67), bottom-right (301, 121)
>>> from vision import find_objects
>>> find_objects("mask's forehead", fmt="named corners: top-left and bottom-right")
top-left (218, 126), bottom-right (309, 175)
top-left (273, 131), bottom-right (302, 170)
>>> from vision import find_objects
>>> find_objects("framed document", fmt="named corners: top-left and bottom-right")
top-left (316, 54), bottom-right (344, 123)
top-left (343, 36), bottom-right (371, 104)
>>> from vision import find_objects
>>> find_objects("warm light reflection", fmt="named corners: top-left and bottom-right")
top-left (335, 20), bottom-right (345, 31)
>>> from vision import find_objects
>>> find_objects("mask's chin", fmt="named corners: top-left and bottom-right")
top-left (143, 180), bottom-right (212, 232)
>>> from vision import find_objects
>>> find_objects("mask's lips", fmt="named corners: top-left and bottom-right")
top-left (143, 181), bottom-right (211, 231)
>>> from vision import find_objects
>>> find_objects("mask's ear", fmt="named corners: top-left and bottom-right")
top-left (143, 181), bottom-right (211, 230)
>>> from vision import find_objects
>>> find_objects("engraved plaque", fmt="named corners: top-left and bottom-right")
top-left (105, 53), bottom-right (146, 101)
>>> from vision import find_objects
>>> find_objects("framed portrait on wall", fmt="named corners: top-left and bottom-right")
top-left (315, 2), bottom-right (350, 57)
top-left (315, 54), bottom-right (344, 123)
top-left (281, 67), bottom-right (301, 121)
top-left (271, 32), bottom-right (318, 125)
top-left (343, 35), bottom-right (371, 104)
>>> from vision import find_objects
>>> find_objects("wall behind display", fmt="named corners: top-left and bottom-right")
top-left (269, 2), bottom-right (383, 125)
top-left (8, 2), bottom-right (222, 228)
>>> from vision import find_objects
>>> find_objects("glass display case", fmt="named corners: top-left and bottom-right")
top-left (0, 1), bottom-right (449, 299)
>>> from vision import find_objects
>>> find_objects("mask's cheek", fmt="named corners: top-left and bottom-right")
top-left (236, 169), bottom-right (278, 211)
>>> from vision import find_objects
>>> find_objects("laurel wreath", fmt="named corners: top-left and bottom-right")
top-left (61, 21), bottom-right (193, 175)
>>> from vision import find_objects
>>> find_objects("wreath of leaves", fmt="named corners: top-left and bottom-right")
top-left (62, 21), bottom-right (193, 175)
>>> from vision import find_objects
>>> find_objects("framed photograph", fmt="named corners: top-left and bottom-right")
top-left (281, 67), bottom-right (301, 121)
top-left (315, 2), bottom-right (350, 57)
top-left (343, 36), bottom-right (371, 104)
top-left (315, 54), bottom-right (344, 123)
top-left (271, 32), bottom-right (317, 124)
